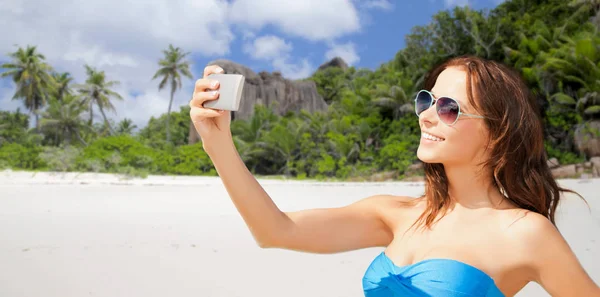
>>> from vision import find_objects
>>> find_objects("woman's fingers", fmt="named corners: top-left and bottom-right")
top-left (190, 106), bottom-right (224, 120)
top-left (195, 78), bottom-right (220, 93)
top-left (195, 64), bottom-right (223, 92)
top-left (190, 90), bottom-right (220, 107)
top-left (203, 64), bottom-right (224, 78)
top-left (189, 64), bottom-right (227, 121)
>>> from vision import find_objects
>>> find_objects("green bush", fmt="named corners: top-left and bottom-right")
top-left (378, 134), bottom-right (419, 176)
top-left (167, 143), bottom-right (216, 175)
top-left (544, 142), bottom-right (585, 165)
top-left (116, 165), bottom-right (149, 179)
top-left (0, 143), bottom-right (46, 170)
top-left (77, 135), bottom-right (168, 174)
top-left (39, 145), bottom-right (82, 172)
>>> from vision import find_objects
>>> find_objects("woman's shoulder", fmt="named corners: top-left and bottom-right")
top-left (496, 207), bottom-right (555, 236)
top-left (361, 194), bottom-right (427, 230)
top-left (507, 210), bottom-right (560, 243)
top-left (495, 208), bottom-right (564, 263)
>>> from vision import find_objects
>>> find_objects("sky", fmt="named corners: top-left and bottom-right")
top-left (0, 0), bottom-right (505, 130)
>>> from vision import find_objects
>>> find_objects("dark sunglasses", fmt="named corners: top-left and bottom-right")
top-left (414, 90), bottom-right (484, 126)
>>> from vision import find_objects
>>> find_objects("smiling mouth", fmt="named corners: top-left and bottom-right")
top-left (421, 132), bottom-right (445, 141)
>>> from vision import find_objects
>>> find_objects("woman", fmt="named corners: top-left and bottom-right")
top-left (189, 55), bottom-right (600, 297)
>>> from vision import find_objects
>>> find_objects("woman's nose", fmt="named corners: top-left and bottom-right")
top-left (418, 101), bottom-right (438, 125)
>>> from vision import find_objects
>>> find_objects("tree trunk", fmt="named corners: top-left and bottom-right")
top-left (166, 88), bottom-right (175, 143)
top-left (89, 104), bottom-right (94, 126)
top-left (65, 128), bottom-right (72, 145)
top-left (34, 112), bottom-right (40, 132)
top-left (188, 119), bottom-right (200, 145)
top-left (75, 129), bottom-right (88, 146)
top-left (98, 106), bottom-right (115, 135)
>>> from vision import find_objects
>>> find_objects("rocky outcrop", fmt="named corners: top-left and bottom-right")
top-left (398, 157), bottom-right (600, 181)
top-left (591, 157), bottom-right (600, 177)
top-left (189, 59), bottom-right (333, 144)
top-left (550, 164), bottom-right (578, 179)
top-left (549, 157), bottom-right (600, 178)
top-left (206, 59), bottom-right (328, 120)
top-left (317, 57), bottom-right (349, 71)
top-left (574, 120), bottom-right (600, 157)
top-left (547, 157), bottom-right (560, 169)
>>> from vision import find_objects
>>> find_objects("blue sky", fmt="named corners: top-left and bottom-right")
top-left (0, 0), bottom-right (505, 128)
top-left (211, 0), bottom-right (504, 74)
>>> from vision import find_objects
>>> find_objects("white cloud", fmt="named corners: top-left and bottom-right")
top-left (272, 58), bottom-right (314, 80)
top-left (244, 35), bottom-right (313, 80)
top-left (361, 0), bottom-right (394, 11)
top-left (243, 35), bottom-right (293, 61)
top-left (1, 0), bottom-right (234, 61)
top-left (229, 0), bottom-right (361, 41)
top-left (0, 0), bottom-right (374, 129)
top-left (325, 42), bottom-right (360, 66)
top-left (0, 0), bottom-right (233, 130)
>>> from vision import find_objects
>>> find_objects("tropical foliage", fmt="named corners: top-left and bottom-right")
top-left (0, 0), bottom-right (598, 180)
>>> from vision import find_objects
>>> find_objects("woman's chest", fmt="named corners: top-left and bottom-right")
top-left (382, 207), bottom-right (508, 262)
top-left (380, 211), bottom-right (530, 295)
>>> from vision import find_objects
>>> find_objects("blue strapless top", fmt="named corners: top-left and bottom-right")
top-left (362, 252), bottom-right (505, 297)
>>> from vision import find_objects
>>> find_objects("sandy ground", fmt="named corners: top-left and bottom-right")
top-left (0, 171), bottom-right (598, 297)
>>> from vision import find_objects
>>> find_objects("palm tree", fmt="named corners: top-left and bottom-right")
top-left (38, 94), bottom-right (89, 146)
top-left (51, 72), bottom-right (74, 101)
top-left (116, 118), bottom-right (137, 135)
top-left (371, 84), bottom-right (414, 119)
top-left (569, 0), bottom-right (600, 30)
top-left (540, 31), bottom-right (600, 118)
top-left (299, 110), bottom-right (329, 137)
top-left (0, 45), bottom-right (54, 131)
top-left (0, 122), bottom-right (7, 145)
top-left (262, 118), bottom-right (306, 176)
top-left (0, 108), bottom-right (33, 144)
top-left (231, 104), bottom-right (277, 169)
top-left (152, 44), bottom-right (193, 143)
top-left (75, 65), bottom-right (123, 135)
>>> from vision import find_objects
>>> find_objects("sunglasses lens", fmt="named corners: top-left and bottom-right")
top-left (415, 91), bottom-right (432, 115)
top-left (436, 97), bottom-right (460, 124)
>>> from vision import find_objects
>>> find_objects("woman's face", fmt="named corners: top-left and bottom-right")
top-left (416, 67), bottom-right (490, 166)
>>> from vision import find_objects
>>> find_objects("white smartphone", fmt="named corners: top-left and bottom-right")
top-left (203, 73), bottom-right (245, 111)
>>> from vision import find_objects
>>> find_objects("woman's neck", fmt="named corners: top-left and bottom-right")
top-left (443, 163), bottom-right (506, 209)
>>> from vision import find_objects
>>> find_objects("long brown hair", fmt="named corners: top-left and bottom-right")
top-left (413, 55), bottom-right (582, 230)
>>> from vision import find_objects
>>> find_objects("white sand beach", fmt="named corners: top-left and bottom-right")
top-left (0, 171), bottom-right (598, 297)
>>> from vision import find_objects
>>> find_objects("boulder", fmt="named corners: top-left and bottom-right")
top-left (551, 164), bottom-right (578, 179)
top-left (574, 120), bottom-right (600, 157)
top-left (591, 157), bottom-right (600, 177)
top-left (575, 163), bottom-right (585, 175)
top-left (547, 157), bottom-right (560, 169)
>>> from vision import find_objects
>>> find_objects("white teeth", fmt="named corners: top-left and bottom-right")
top-left (422, 132), bottom-right (444, 141)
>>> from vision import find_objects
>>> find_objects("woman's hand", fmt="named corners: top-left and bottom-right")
top-left (189, 65), bottom-right (232, 152)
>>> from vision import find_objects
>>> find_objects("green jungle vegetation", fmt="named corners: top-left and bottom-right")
top-left (0, 0), bottom-right (599, 181)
